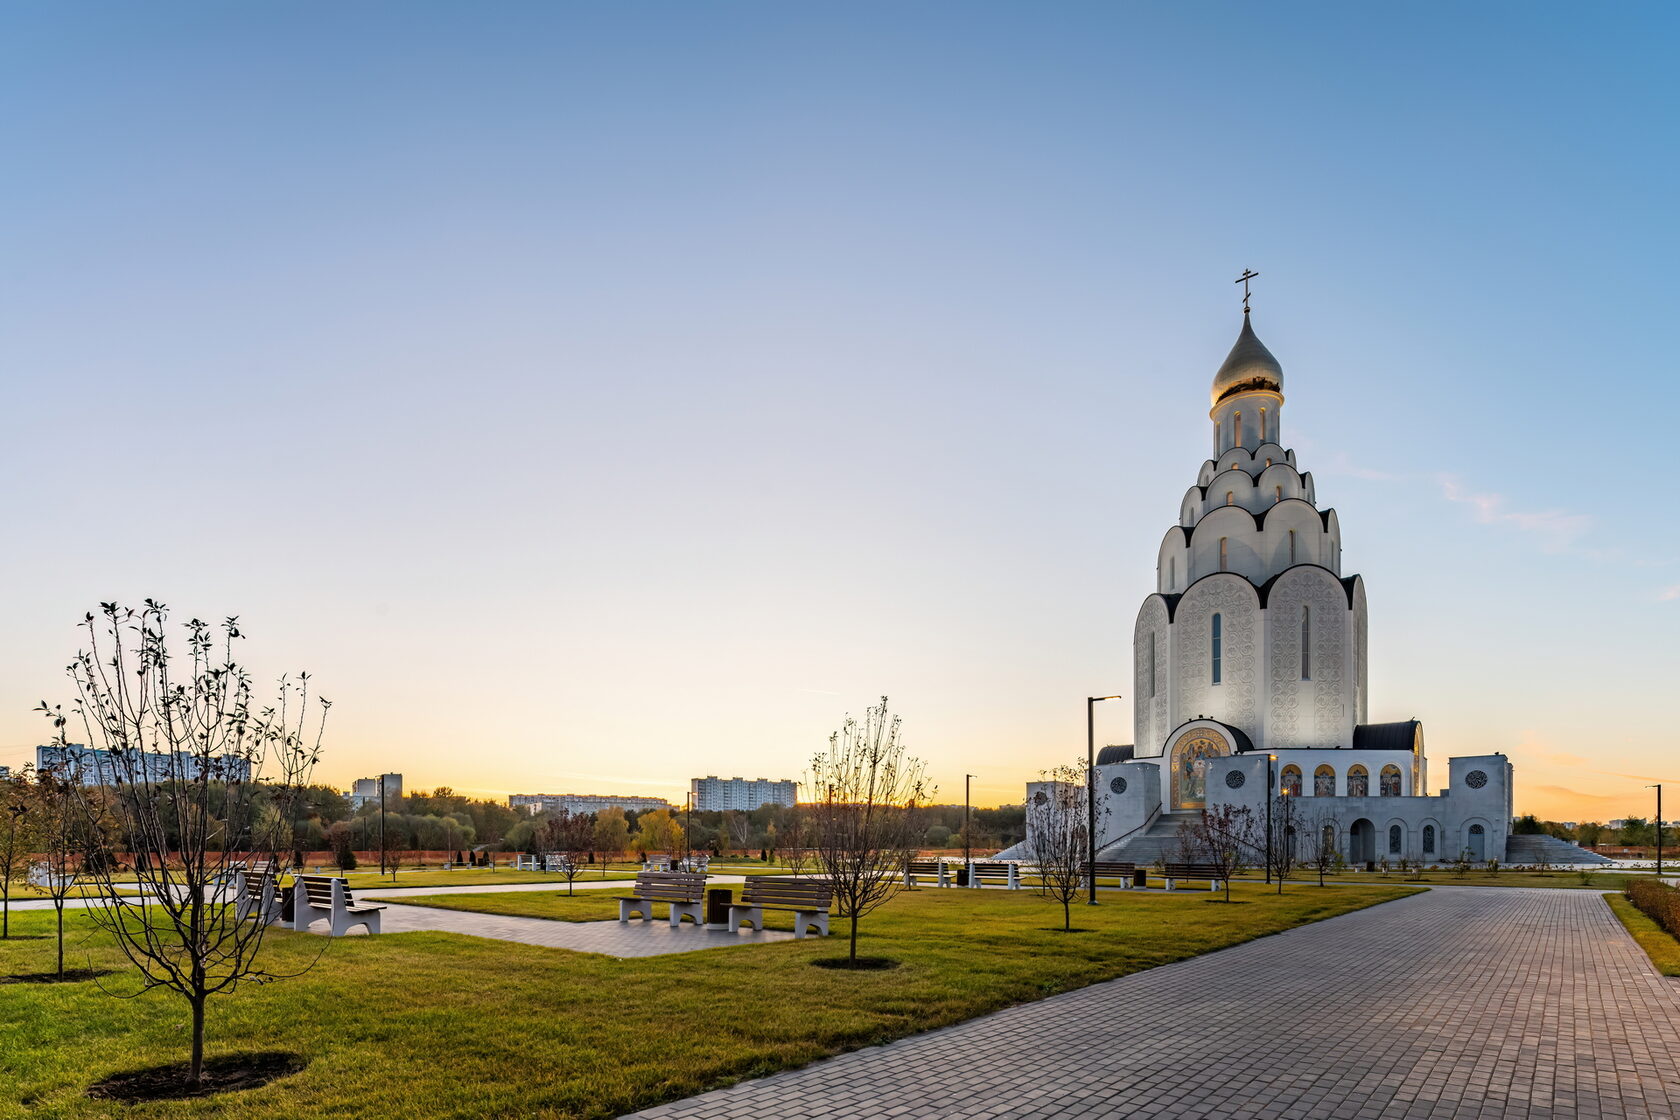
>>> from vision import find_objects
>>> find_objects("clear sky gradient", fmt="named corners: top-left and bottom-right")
top-left (3, 4), bottom-right (1676, 820)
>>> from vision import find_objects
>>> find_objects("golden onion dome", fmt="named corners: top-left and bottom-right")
top-left (1211, 313), bottom-right (1283, 407)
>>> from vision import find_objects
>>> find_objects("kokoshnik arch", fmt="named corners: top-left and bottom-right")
top-left (1005, 299), bottom-right (1515, 868)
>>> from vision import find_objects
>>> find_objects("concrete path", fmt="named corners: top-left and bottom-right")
top-left (625, 888), bottom-right (1680, 1120)
top-left (334, 901), bottom-right (795, 956)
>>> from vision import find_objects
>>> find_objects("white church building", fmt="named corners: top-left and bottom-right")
top-left (1008, 304), bottom-right (1519, 869)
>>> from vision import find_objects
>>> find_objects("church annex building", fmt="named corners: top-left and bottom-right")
top-left (1006, 303), bottom-right (1521, 868)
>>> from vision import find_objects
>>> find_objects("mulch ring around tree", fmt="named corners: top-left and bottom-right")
top-left (2, 968), bottom-right (116, 984)
top-left (87, 1052), bottom-right (306, 1102)
top-left (810, 956), bottom-right (900, 971)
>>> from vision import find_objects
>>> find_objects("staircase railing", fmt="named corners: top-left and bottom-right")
top-left (1097, 803), bottom-right (1164, 855)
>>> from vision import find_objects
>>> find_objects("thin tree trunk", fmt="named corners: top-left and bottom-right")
top-left (190, 994), bottom-right (206, 1085)
top-left (55, 904), bottom-right (65, 976)
top-left (849, 910), bottom-right (859, 963)
top-left (1063, 897), bottom-right (1071, 931)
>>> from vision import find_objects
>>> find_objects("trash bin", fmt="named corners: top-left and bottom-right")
top-left (1132, 868), bottom-right (1148, 888)
top-left (956, 868), bottom-right (970, 887)
top-left (705, 888), bottom-right (733, 931)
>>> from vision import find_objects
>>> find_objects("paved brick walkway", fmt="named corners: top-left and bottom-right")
top-left (626, 888), bottom-right (1680, 1119)
top-left (334, 901), bottom-right (796, 956)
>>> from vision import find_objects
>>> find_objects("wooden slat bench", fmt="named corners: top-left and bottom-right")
top-left (235, 867), bottom-right (286, 924)
top-left (966, 861), bottom-right (1021, 889)
top-left (1081, 860), bottom-right (1142, 888)
top-left (617, 871), bottom-right (707, 926)
top-left (904, 858), bottom-right (951, 888)
top-left (293, 875), bottom-right (384, 935)
top-left (727, 877), bottom-right (832, 938)
top-left (1160, 861), bottom-right (1227, 891)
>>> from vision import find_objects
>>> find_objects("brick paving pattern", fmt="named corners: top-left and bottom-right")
top-left (626, 888), bottom-right (1680, 1119)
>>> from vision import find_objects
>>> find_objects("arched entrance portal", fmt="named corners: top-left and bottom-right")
top-left (1349, 818), bottom-right (1376, 868)
top-left (1467, 823), bottom-right (1487, 861)
top-left (1169, 728), bottom-right (1232, 810)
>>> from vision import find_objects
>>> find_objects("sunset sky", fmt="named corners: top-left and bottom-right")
top-left (3, 4), bottom-right (1675, 821)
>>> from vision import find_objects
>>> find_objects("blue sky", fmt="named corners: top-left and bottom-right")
top-left (2, 3), bottom-right (1676, 818)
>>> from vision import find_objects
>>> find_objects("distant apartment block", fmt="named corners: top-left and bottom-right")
top-left (508, 793), bottom-right (675, 816)
top-left (690, 776), bottom-right (798, 812)
top-left (36, 743), bottom-right (253, 785)
top-left (349, 773), bottom-right (404, 808)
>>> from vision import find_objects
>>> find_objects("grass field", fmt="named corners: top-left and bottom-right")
top-left (1606, 893), bottom-right (1680, 976)
top-left (1, 881), bottom-right (1415, 1119)
top-left (1318, 869), bottom-right (1639, 891)
top-left (338, 867), bottom-right (642, 890)
top-left (391, 888), bottom-right (810, 929)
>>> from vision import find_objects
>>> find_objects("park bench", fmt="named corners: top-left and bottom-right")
top-left (234, 866), bottom-right (287, 924)
top-left (904, 858), bottom-right (952, 888)
top-left (293, 874), bottom-right (385, 935)
top-left (617, 871), bottom-right (708, 926)
top-left (1088, 860), bottom-right (1142, 888)
top-left (644, 854), bottom-right (673, 872)
top-left (966, 861), bottom-right (1022, 889)
top-left (727, 877), bottom-right (832, 939)
top-left (1160, 861), bottom-right (1226, 891)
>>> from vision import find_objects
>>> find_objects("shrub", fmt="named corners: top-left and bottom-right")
top-left (1626, 878), bottom-right (1680, 941)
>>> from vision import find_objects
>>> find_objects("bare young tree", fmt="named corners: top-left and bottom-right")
top-left (39, 602), bottom-right (329, 1088)
top-left (0, 768), bottom-right (37, 940)
top-left (1025, 764), bottom-right (1103, 930)
top-left (31, 765), bottom-right (88, 976)
top-left (1303, 814), bottom-right (1342, 886)
top-left (728, 810), bottom-right (755, 856)
top-left (810, 697), bottom-right (933, 965)
top-left (538, 810), bottom-right (593, 895)
top-left (1264, 790), bottom-right (1300, 892)
top-left (1180, 802), bottom-right (1259, 903)
top-left (778, 810), bottom-right (814, 877)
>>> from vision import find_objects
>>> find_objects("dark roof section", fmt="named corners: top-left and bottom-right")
top-left (1353, 721), bottom-right (1422, 752)
top-left (1227, 723), bottom-right (1256, 753)
top-left (1254, 564), bottom-right (1358, 609)
top-left (1095, 744), bottom-right (1135, 765)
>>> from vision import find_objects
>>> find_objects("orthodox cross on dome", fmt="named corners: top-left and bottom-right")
top-left (1235, 268), bottom-right (1259, 315)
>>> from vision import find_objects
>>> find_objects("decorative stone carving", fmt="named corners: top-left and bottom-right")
top-left (1224, 770), bottom-right (1246, 790)
top-left (1465, 770), bottom-right (1488, 789)
top-left (1110, 776), bottom-right (1127, 795)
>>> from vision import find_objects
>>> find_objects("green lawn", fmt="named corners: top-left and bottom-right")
top-left (1, 881), bottom-right (1414, 1119)
top-left (1322, 869), bottom-right (1639, 891)
top-left (337, 867), bottom-right (641, 890)
top-left (392, 888), bottom-right (811, 929)
top-left (1606, 893), bottom-right (1680, 976)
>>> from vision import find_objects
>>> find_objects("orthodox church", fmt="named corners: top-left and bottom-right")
top-left (1009, 296), bottom-right (1517, 868)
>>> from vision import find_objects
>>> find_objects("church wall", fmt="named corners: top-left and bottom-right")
top-left (1188, 507), bottom-right (1265, 583)
top-left (1351, 578), bottom-right (1369, 726)
top-left (1263, 566), bottom-right (1354, 750)
top-left (1094, 761), bottom-right (1160, 849)
top-left (1171, 576), bottom-right (1259, 739)
top-left (1133, 598), bottom-right (1171, 752)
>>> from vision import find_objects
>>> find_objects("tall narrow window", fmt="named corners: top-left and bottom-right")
top-left (1225, 491), bottom-right (1233, 506)
top-left (1275, 485), bottom-right (1282, 502)
top-left (1168, 557), bottom-right (1176, 590)
top-left (1300, 606), bottom-right (1311, 679)
top-left (1259, 407), bottom-right (1267, 441)
top-left (1288, 529), bottom-right (1297, 564)
top-left (1233, 413), bottom-right (1242, 447)
top-left (1211, 613), bottom-right (1223, 684)
top-left (1219, 537), bottom-right (1228, 571)
top-left (1423, 825), bottom-right (1436, 854)
top-left (1147, 634), bottom-right (1157, 698)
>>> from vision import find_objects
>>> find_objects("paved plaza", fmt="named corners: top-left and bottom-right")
top-left (626, 887), bottom-right (1680, 1120)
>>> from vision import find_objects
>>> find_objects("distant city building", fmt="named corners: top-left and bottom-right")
top-left (508, 793), bottom-right (674, 816)
top-left (36, 743), bottom-right (253, 785)
top-left (0, 765), bottom-right (10, 780)
top-left (689, 776), bottom-right (798, 812)
top-left (349, 773), bottom-right (404, 808)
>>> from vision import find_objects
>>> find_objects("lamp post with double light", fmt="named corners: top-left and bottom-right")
top-left (1265, 755), bottom-right (1276, 884)
top-left (1087, 695), bottom-right (1123, 904)
top-left (1650, 784), bottom-right (1664, 877)
top-left (964, 774), bottom-right (976, 884)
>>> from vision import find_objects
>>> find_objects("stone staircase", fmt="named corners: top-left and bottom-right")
top-left (1097, 811), bottom-right (1202, 865)
top-left (1503, 833), bottom-right (1612, 866)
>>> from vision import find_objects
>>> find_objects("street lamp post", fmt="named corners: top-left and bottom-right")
top-left (378, 775), bottom-right (389, 881)
top-left (1087, 695), bottom-right (1124, 905)
top-left (964, 774), bottom-right (976, 885)
top-left (1650, 784), bottom-right (1664, 877)
top-left (1265, 755), bottom-right (1276, 884)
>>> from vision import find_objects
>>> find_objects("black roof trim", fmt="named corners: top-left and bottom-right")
top-left (1152, 718), bottom-right (1256, 757)
top-left (1353, 721), bottom-right (1423, 753)
top-left (1095, 744), bottom-right (1135, 766)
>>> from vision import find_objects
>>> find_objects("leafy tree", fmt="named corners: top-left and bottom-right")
top-left (40, 602), bottom-right (328, 1088)
top-left (811, 697), bottom-right (933, 965)
top-left (1512, 814), bottom-right (1544, 835)
top-left (1575, 821), bottom-right (1604, 847)
top-left (923, 824), bottom-right (952, 848)
top-left (593, 807), bottom-right (630, 874)
top-left (633, 809), bottom-right (680, 856)
top-left (0, 768), bottom-right (37, 939)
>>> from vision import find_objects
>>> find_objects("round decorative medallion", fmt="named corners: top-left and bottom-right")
top-left (1224, 770), bottom-right (1246, 789)
top-left (1032, 790), bottom-right (1048, 806)
top-left (1465, 770), bottom-right (1488, 789)
top-left (1109, 776), bottom-right (1127, 795)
